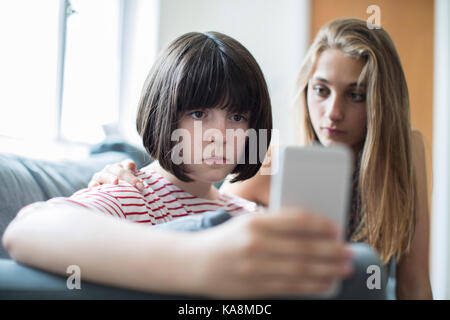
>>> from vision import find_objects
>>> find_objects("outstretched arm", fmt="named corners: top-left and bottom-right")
top-left (2, 205), bottom-right (198, 295)
top-left (2, 204), bottom-right (354, 298)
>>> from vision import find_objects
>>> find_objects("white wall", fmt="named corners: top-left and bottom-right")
top-left (431, 0), bottom-right (450, 300)
top-left (157, 0), bottom-right (310, 145)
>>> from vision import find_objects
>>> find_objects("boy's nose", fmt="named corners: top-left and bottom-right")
top-left (205, 128), bottom-right (226, 144)
top-left (206, 116), bottom-right (228, 140)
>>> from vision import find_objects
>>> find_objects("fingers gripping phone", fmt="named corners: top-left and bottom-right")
top-left (269, 144), bottom-right (353, 297)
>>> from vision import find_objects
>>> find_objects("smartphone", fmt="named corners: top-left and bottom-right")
top-left (269, 144), bottom-right (353, 297)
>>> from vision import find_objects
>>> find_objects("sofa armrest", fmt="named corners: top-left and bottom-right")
top-left (0, 258), bottom-right (198, 300)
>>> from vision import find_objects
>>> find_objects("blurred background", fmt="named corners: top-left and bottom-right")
top-left (0, 0), bottom-right (448, 299)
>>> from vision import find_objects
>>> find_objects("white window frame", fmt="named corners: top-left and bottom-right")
top-left (431, 0), bottom-right (450, 301)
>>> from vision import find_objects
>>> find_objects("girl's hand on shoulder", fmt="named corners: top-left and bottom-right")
top-left (88, 159), bottom-right (144, 191)
top-left (189, 208), bottom-right (354, 298)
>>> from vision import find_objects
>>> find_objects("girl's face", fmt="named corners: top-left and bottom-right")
top-left (307, 49), bottom-right (367, 156)
top-left (176, 107), bottom-right (250, 183)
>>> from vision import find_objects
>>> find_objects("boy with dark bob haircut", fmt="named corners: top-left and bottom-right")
top-left (136, 31), bottom-right (273, 183)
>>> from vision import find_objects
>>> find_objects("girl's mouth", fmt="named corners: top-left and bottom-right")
top-left (322, 127), bottom-right (345, 135)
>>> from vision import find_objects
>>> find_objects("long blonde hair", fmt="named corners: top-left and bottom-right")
top-left (294, 18), bottom-right (416, 264)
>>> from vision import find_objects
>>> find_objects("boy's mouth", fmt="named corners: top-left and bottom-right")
top-left (203, 156), bottom-right (228, 165)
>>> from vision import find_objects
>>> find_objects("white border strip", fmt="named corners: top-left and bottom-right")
top-left (431, 0), bottom-right (450, 300)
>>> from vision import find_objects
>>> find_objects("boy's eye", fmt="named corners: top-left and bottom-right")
top-left (189, 111), bottom-right (206, 120)
top-left (230, 114), bottom-right (247, 122)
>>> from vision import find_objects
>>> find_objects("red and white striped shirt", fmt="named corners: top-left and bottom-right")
top-left (18, 169), bottom-right (257, 226)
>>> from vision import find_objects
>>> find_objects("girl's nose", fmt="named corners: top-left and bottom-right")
top-left (325, 95), bottom-right (345, 122)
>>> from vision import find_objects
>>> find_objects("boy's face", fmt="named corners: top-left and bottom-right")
top-left (172, 107), bottom-right (250, 183)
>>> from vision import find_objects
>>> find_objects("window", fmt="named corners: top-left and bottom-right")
top-left (0, 0), bottom-right (158, 151)
top-left (0, 0), bottom-right (60, 140)
top-left (61, 0), bottom-right (121, 143)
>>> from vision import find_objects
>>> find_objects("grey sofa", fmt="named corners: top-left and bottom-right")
top-left (0, 140), bottom-right (152, 258)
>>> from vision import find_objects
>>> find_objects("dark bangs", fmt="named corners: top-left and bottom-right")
top-left (175, 32), bottom-right (262, 124)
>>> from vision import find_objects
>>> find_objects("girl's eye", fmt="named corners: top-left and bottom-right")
top-left (313, 85), bottom-right (329, 97)
top-left (189, 111), bottom-right (206, 120)
top-left (230, 114), bottom-right (247, 122)
top-left (350, 92), bottom-right (366, 103)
